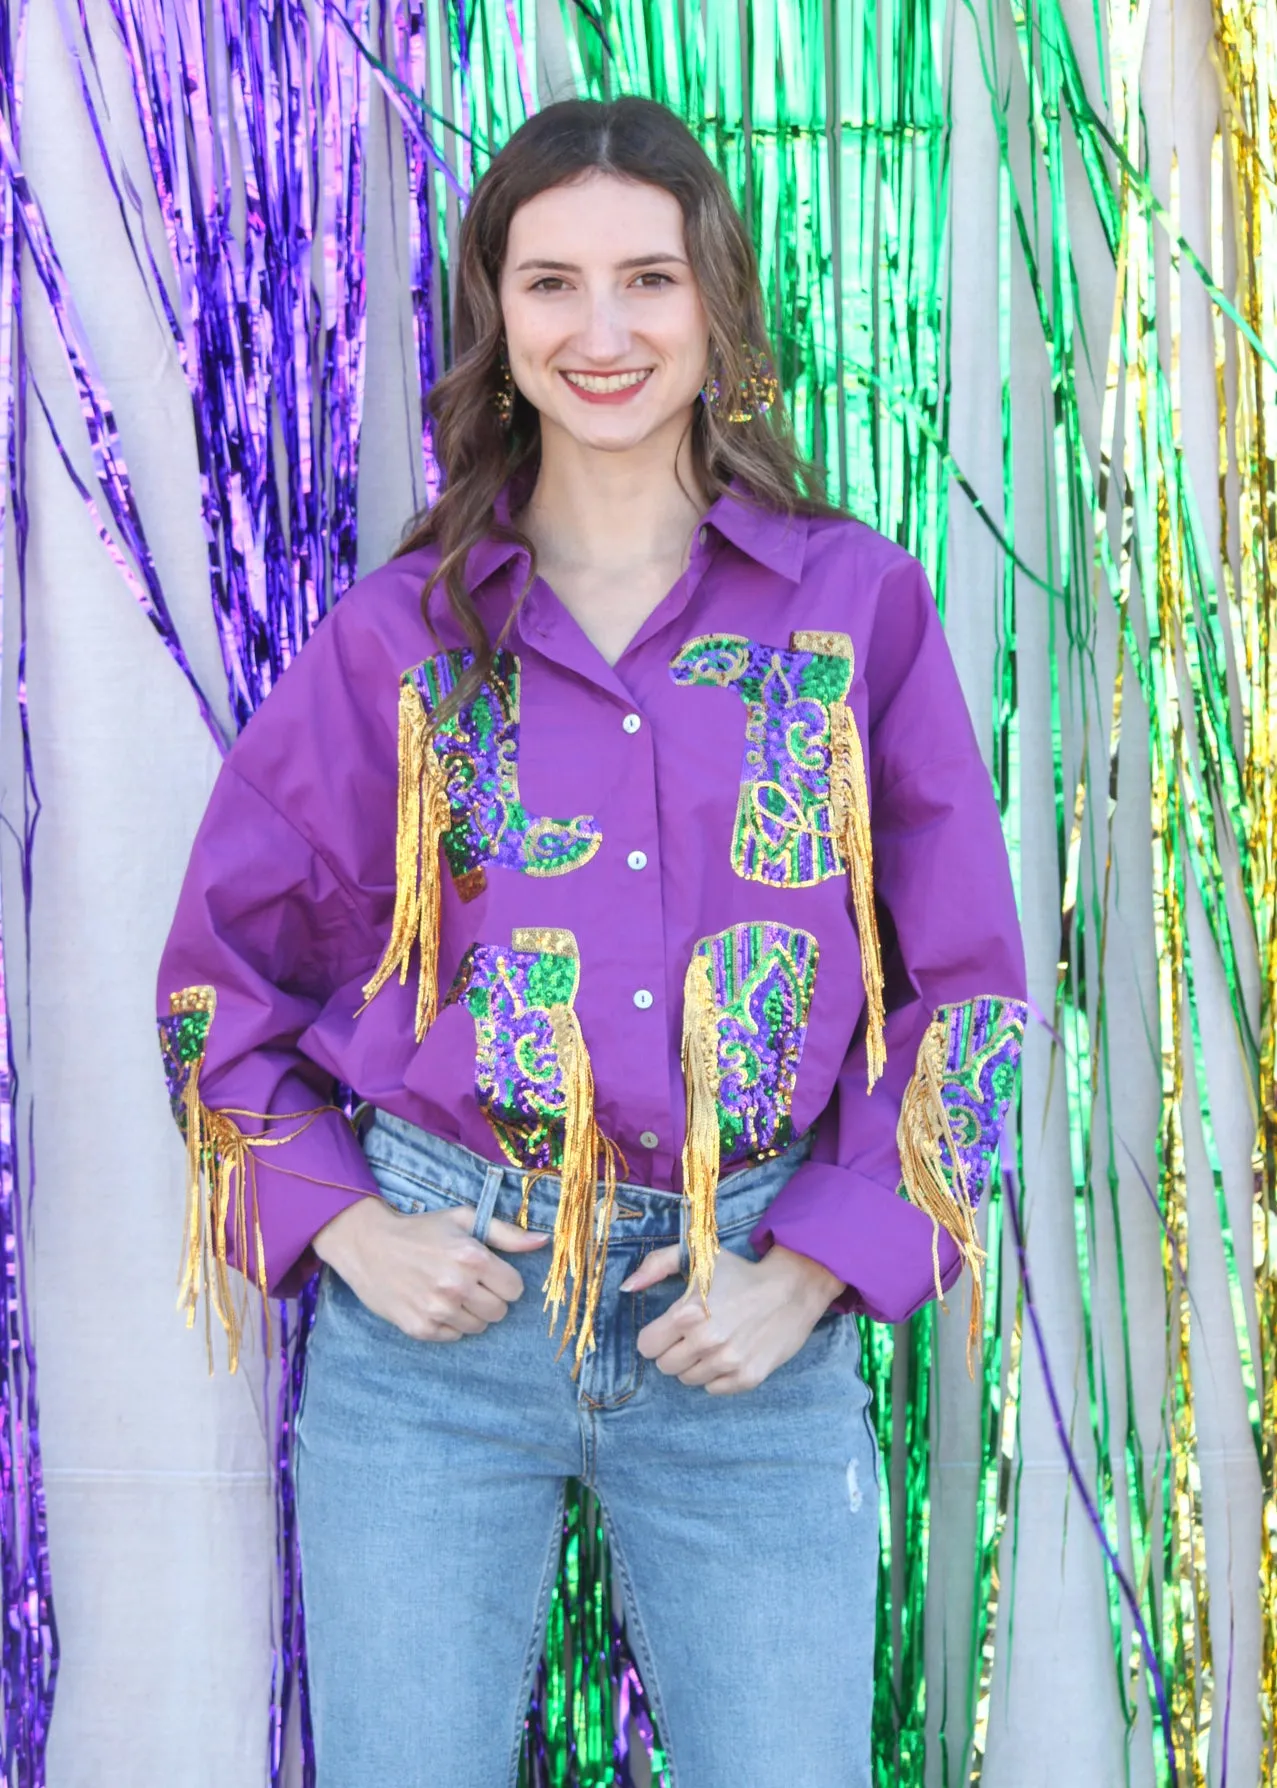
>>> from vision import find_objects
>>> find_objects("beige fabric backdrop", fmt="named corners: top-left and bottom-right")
top-left (8, 0), bottom-right (1261, 1780)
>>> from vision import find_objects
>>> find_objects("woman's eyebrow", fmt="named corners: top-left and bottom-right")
top-left (512, 253), bottom-right (689, 272)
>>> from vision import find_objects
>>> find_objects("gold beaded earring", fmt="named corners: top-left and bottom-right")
top-left (493, 342), bottom-right (516, 429)
top-left (699, 345), bottom-right (779, 424)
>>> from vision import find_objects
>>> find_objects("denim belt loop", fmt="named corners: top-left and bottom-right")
top-left (677, 1196), bottom-right (691, 1279)
top-left (470, 1163), bottom-right (505, 1245)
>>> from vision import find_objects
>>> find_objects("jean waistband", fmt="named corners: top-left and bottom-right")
top-left (359, 1107), bottom-right (813, 1245)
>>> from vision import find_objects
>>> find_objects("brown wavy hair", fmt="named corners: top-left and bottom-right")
top-left (397, 95), bottom-right (841, 720)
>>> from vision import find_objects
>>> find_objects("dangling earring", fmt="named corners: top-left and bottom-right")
top-left (493, 342), bottom-right (516, 429)
top-left (699, 345), bottom-right (779, 424)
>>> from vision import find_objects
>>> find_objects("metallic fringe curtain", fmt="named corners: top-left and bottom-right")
top-left (0, 0), bottom-right (1273, 1781)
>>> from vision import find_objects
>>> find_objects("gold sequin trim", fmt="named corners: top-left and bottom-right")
top-left (511, 926), bottom-right (579, 958)
top-left (791, 627), bottom-right (853, 660)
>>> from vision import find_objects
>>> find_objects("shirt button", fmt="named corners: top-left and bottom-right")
top-left (627, 850), bottom-right (648, 871)
top-left (638, 1130), bottom-right (660, 1150)
top-left (622, 713), bottom-right (642, 734)
top-left (698, 526), bottom-right (709, 544)
top-left (632, 989), bottom-right (654, 1010)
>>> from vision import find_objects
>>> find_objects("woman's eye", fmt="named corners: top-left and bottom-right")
top-left (529, 274), bottom-right (672, 292)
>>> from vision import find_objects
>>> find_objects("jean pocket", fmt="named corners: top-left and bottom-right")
top-left (714, 1212), bottom-right (764, 1264)
top-left (364, 1155), bottom-right (463, 1219)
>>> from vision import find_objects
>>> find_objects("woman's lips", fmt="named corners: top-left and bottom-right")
top-left (558, 369), bottom-right (654, 405)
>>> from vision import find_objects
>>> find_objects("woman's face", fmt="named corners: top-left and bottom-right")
top-left (498, 171), bottom-right (711, 458)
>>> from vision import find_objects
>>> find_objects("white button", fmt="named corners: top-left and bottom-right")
top-left (698, 526), bottom-right (709, 544)
top-left (622, 712), bottom-right (642, 734)
top-left (632, 988), bottom-right (654, 1010)
top-left (627, 850), bottom-right (647, 871)
top-left (639, 1130), bottom-right (660, 1150)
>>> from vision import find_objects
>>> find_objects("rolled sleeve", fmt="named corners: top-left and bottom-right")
top-left (752, 559), bottom-right (1026, 1323)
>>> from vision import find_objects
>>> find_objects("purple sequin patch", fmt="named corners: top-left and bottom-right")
top-left (670, 634), bottom-right (853, 887)
top-left (695, 922), bottom-right (819, 1165)
top-left (156, 989), bottom-right (216, 1133)
top-left (935, 996), bottom-right (1027, 1206)
top-left (443, 933), bottom-right (580, 1170)
top-left (412, 649), bottom-right (601, 894)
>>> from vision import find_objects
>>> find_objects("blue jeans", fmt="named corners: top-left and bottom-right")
top-left (296, 1112), bottom-right (879, 1787)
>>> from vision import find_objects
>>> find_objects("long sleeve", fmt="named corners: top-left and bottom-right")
top-left (750, 556), bottom-right (1027, 1327)
top-left (156, 595), bottom-right (403, 1365)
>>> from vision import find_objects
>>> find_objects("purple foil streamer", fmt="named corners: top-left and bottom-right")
top-left (0, 107), bottom-right (225, 751)
top-left (58, 0), bottom-right (383, 1771)
top-left (1002, 1160), bottom-right (1178, 1785)
top-left (0, 5), bottom-right (60, 1779)
top-left (30, 4), bottom-right (644, 1779)
top-left (269, 1280), bottom-right (318, 1788)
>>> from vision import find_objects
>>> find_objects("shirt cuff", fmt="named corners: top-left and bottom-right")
top-left (749, 1158), bottom-right (963, 1323)
top-left (231, 1108), bottom-right (379, 1298)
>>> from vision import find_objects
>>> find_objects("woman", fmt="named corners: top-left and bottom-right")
top-left (157, 96), bottom-right (1026, 1787)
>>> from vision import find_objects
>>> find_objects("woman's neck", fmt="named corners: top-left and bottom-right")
top-left (518, 422), bottom-right (710, 576)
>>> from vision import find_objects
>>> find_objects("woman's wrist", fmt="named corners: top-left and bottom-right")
top-left (312, 1196), bottom-right (378, 1276)
top-left (759, 1242), bottom-right (846, 1312)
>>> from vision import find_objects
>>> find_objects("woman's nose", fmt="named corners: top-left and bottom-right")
top-left (569, 292), bottom-right (632, 360)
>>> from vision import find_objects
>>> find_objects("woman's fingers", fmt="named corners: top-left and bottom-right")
top-left (484, 1216), bottom-right (552, 1252)
top-left (618, 1244), bottom-right (682, 1293)
top-left (460, 1281), bottom-right (511, 1324)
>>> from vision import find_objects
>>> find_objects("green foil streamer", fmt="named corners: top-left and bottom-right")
top-left (548, 3), bottom-right (959, 1783)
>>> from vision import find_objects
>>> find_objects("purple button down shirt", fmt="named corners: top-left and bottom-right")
top-left (157, 478), bottom-right (1027, 1322)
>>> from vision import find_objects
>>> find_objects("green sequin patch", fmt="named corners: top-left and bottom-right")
top-left (158, 986), bottom-right (216, 1132)
top-left (670, 633), bottom-right (854, 887)
top-left (443, 930), bottom-right (581, 1170)
top-left (692, 922), bottom-right (819, 1166)
top-left (411, 649), bottom-right (602, 898)
top-left (912, 995), bottom-right (1027, 1209)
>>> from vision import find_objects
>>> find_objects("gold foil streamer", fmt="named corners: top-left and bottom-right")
top-left (1209, 2), bottom-right (1277, 1769)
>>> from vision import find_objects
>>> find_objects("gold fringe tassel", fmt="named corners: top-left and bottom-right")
top-left (543, 1004), bottom-right (622, 1378)
top-left (357, 678), bottom-right (451, 1041)
top-left (680, 953), bottom-right (723, 1306)
top-left (897, 1015), bottom-right (987, 1375)
top-left (828, 700), bottom-right (886, 1091)
top-left (176, 1064), bottom-right (270, 1376)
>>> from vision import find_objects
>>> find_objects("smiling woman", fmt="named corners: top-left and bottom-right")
top-left (397, 98), bottom-right (839, 714)
top-left (156, 94), bottom-right (1026, 1788)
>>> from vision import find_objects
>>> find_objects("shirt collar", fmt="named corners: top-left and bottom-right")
top-left (463, 470), bottom-right (810, 593)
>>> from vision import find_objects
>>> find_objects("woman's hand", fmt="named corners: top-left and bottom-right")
top-left (312, 1196), bottom-right (550, 1341)
top-left (622, 1243), bottom-right (846, 1395)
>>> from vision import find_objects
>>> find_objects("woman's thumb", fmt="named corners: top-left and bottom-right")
top-left (485, 1216), bottom-right (552, 1251)
top-left (618, 1246), bottom-right (682, 1292)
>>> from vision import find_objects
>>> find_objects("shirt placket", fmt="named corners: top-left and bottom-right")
top-left (512, 538), bottom-right (720, 1188)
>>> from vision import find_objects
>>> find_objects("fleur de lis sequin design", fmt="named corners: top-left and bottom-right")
top-left (670, 631), bottom-right (859, 888)
top-left (896, 994), bottom-right (1028, 1368)
top-left (442, 928), bottom-right (587, 1170)
top-left (414, 649), bottom-right (602, 902)
top-left (914, 996), bottom-right (1028, 1211)
top-left (685, 923), bottom-right (820, 1168)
